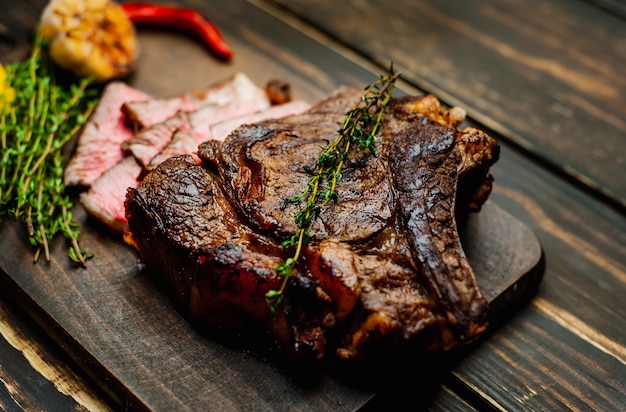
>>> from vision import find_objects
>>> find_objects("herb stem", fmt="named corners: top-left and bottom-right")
top-left (39, 222), bottom-right (49, 262)
top-left (0, 35), bottom-right (99, 264)
top-left (61, 204), bottom-right (86, 267)
top-left (266, 69), bottom-right (399, 311)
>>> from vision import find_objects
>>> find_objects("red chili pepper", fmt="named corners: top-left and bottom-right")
top-left (121, 2), bottom-right (233, 61)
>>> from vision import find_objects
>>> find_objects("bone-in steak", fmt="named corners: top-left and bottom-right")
top-left (125, 87), bottom-right (499, 361)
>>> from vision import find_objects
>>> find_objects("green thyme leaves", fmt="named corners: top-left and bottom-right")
top-left (266, 69), bottom-right (400, 312)
top-left (0, 36), bottom-right (99, 266)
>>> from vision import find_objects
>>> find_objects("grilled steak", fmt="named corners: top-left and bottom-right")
top-left (125, 87), bottom-right (499, 361)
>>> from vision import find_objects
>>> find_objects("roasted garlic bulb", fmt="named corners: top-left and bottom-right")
top-left (39, 0), bottom-right (138, 82)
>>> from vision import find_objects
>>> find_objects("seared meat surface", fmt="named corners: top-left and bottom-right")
top-left (125, 87), bottom-right (499, 361)
top-left (126, 155), bottom-right (334, 359)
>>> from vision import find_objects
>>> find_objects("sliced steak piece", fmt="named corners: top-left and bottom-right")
top-left (122, 111), bottom-right (192, 168)
top-left (123, 97), bottom-right (278, 168)
top-left (122, 73), bottom-right (269, 129)
top-left (126, 87), bottom-right (499, 361)
top-left (64, 82), bottom-right (151, 187)
top-left (146, 100), bottom-right (311, 170)
top-left (147, 130), bottom-right (199, 169)
top-left (188, 98), bottom-right (307, 140)
top-left (80, 156), bottom-right (142, 233)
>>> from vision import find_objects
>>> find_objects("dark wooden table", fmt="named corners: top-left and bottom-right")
top-left (1, 0), bottom-right (625, 410)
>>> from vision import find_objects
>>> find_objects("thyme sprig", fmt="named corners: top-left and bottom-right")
top-left (0, 35), bottom-right (99, 266)
top-left (266, 70), bottom-right (400, 311)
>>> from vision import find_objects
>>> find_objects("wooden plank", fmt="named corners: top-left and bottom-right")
top-left (0, 332), bottom-right (78, 411)
top-left (429, 386), bottom-right (479, 412)
top-left (451, 306), bottom-right (626, 411)
top-left (491, 145), bottom-right (626, 350)
top-left (267, 0), bottom-right (626, 209)
top-left (0, 289), bottom-right (114, 412)
top-left (583, 0), bottom-right (626, 19)
top-left (427, 131), bottom-right (626, 410)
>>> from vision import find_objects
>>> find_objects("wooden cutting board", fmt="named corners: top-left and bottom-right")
top-left (0, 200), bottom-right (543, 410)
top-left (0, 26), bottom-right (544, 411)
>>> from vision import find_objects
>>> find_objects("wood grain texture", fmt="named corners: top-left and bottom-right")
top-left (0, 290), bottom-right (114, 412)
top-left (452, 306), bottom-right (625, 411)
top-left (583, 0), bottom-right (626, 19)
top-left (491, 146), bottom-right (626, 355)
top-left (0, 335), bottom-right (78, 411)
top-left (1, 0), bottom-right (624, 410)
top-left (267, 0), bottom-right (626, 209)
top-left (428, 386), bottom-right (479, 412)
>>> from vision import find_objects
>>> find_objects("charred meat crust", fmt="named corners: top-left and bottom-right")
top-left (126, 89), bottom-right (499, 362)
top-left (125, 155), bottom-right (335, 360)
